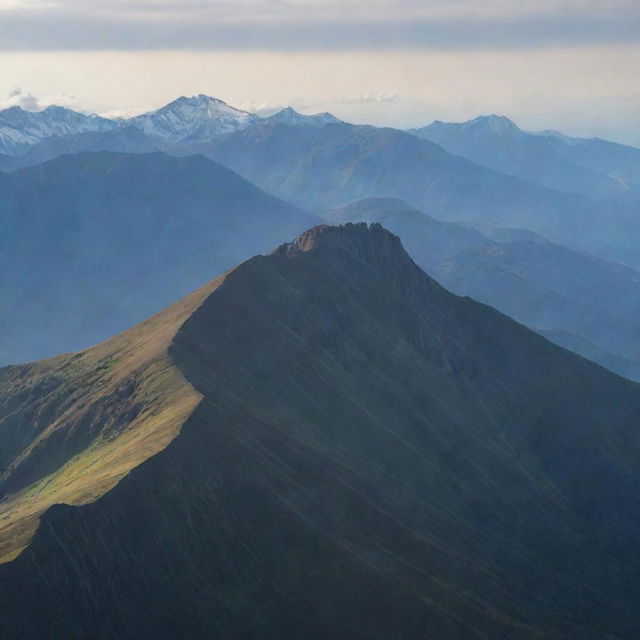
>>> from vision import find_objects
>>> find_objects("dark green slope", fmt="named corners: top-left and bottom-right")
top-left (2, 224), bottom-right (640, 639)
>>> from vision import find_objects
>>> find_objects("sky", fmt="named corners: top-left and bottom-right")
top-left (0, 0), bottom-right (638, 144)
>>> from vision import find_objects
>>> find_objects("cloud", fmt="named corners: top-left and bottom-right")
top-left (0, 1), bottom-right (638, 51)
top-left (0, 88), bottom-right (84, 111)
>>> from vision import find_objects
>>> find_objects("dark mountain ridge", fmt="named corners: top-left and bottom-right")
top-left (327, 197), bottom-right (640, 380)
top-left (1, 223), bottom-right (640, 639)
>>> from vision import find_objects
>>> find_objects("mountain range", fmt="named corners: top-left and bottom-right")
top-left (2, 95), bottom-right (639, 267)
top-left (2, 93), bottom-right (639, 382)
top-left (2, 223), bottom-right (640, 639)
top-left (411, 114), bottom-right (640, 201)
top-left (0, 95), bottom-right (340, 158)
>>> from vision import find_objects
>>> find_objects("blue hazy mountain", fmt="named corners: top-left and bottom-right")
top-left (410, 115), bottom-right (640, 200)
top-left (195, 120), bottom-right (640, 268)
top-left (327, 198), bottom-right (640, 381)
top-left (3, 98), bottom-right (638, 267)
top-left (0, 151), bottom-right (317, 365)
top-left (535, 128), bottom-right (640, 184)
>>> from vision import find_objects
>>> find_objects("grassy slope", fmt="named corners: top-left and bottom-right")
top-left (0, 277), bottom-right (222, 562)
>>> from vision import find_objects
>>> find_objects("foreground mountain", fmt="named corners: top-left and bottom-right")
top-left (327, 198), bottom-right (640, 380)
top-left (0, 151), bottom-right (316, 365)
top-left (411, 115), bottom-right (639, 200)
top-left (1, 223), bottom-right (640, 639)
top-left (0, 105), bottom-right (116, 156)
top-left (196, 120), bottom-right (640, 267)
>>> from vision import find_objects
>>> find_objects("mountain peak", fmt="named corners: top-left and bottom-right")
top-left (470, 114), bottom-right (519, 132)
top-left (125, 94), bottom-right (258, 142)
top-left (267, 106), bottom-right (341, 127)
top-left (273, 222), bottom-right (410, 268)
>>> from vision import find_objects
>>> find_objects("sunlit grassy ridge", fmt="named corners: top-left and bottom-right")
top-left (0, 277), bottom-right (222, 562)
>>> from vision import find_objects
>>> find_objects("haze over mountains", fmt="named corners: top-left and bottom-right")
top-left (411, 114), bottom-right (640, 201)
top-left (2, 224), bottom-right (640, 639)
top-left (2, 93), bottom-right (639, 383)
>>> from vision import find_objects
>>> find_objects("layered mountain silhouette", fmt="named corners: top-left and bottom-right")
top-left (411, 115), bottom-right (639, 200)
top-left (1, 223), bottom-right (640, 639)
top-left (0, 151), bottom-right (316, 364)
top-left (195, 120), bottom-right (640, 267)
top-left (327, 198), bottom-right (640, 380)
top-left (3, 97), bottom-right (639, 268)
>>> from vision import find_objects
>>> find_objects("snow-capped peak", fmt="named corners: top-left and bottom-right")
top-left (267, 107), bottom-right (342, 127)
top-left (468, 114), bottom-right (520, 133)
top-left (124, 94), bottom-right (260, 143)
top-left (0, 105), bottom-right (116, 156)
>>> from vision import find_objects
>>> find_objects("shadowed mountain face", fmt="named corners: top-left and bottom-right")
top-left (327, 198), bottom-right (640, 381)
top-left (0, 151), bottom-right (317, 365)
top-left (2, 224), bottom-right (640, 639)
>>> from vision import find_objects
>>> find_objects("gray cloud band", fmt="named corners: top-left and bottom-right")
top-left (0, 11), bottom-right (638, 51)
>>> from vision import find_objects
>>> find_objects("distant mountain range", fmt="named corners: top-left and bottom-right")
top-left (1, 151), bottom-right (316, 365)
top-left (0, 95), bottom-right (341, 158)
top-left (410, 114), bottom-right (640, 200)
top-left (2, 223), bottom-right (640, 639)
top-left (196, 119), bottom-right (640, 268)
top-left (2, 94), bottom-right (639, 379)
top-left (2, 97), bottom-right (638, 266)
top-left (0, 104), bottom-right (117, 156)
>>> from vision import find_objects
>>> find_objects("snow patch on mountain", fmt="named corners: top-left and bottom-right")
top-left (125, 94), bottom-right (260, 143)
top-left (266, 107), bottom-right (342, 127)
top-left (0, 105), bottom-right (117, 156)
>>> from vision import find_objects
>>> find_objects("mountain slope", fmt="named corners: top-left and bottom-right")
top-left (535, 130), bottom-right (640, 184)
top-left (327, 198), bottom-right (640, 380)
top-left (411, 115), bottom-right (638, 200)
top-left (0, 278), bottom-right (221, 563)
top-left (0, 151), bottom-right (317, 365)
top-left (1, 223), bottom-right (640, 639)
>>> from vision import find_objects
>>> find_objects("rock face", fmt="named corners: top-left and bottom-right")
top-left (2, 223), bottom-right (640, 639)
